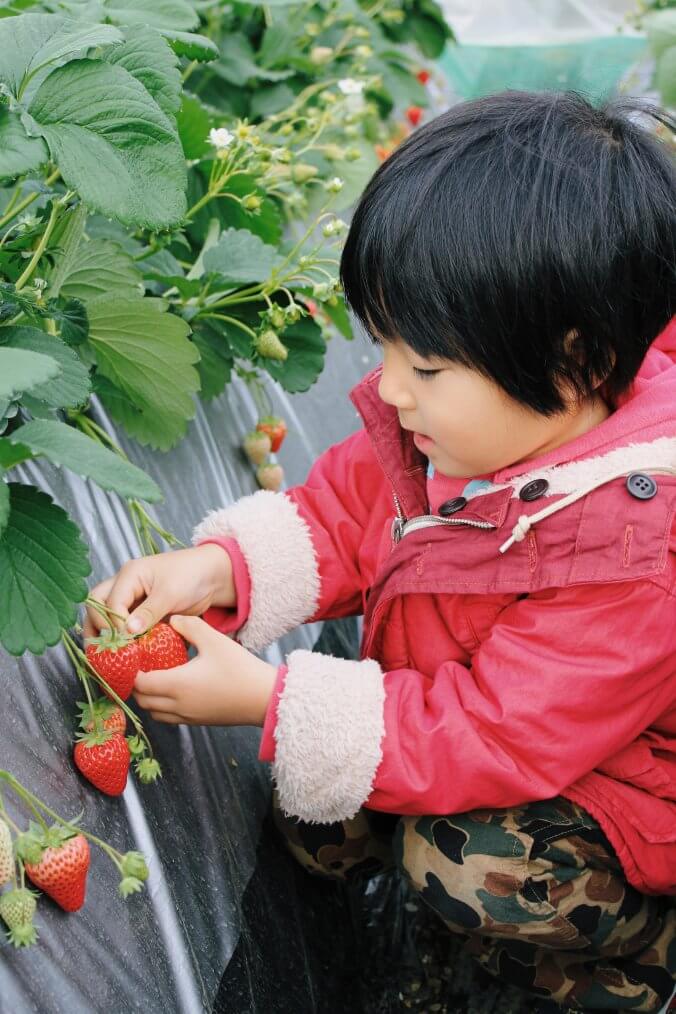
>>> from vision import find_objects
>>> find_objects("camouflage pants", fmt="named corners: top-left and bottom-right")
top-left (271, 789), bottom-right (676, 1012)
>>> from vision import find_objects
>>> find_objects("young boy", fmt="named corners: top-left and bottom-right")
top-left (85, 91), bottom-right (675, 1012)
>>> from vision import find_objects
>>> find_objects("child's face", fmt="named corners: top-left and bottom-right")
top-left (378, 337), bottom-right (604, 478)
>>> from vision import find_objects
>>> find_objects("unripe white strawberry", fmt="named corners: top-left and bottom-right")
top-left (256, 462), bottom-right (284, 491)
top-left (243, 430), bottom-right (272, 465)
top-left (254, 329), bottom-right (289, 361)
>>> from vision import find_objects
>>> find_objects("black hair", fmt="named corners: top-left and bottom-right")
top-left (339, 90), bottom-right (676, 414)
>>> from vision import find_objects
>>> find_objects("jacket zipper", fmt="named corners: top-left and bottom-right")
top-left (391, 490), bottom-right (494, 543)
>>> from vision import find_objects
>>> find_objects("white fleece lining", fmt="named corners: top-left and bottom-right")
top-left (271, 649), bottom-right (386, 824)
top-left (191, 490), bottom-right (321, 653)
top-left (469, 437), bottom-right (676, 500)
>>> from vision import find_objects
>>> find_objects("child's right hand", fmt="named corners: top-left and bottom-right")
top-left (82, 544), bottom-right (236, 639)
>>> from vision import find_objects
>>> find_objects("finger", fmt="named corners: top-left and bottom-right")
top-left (168, 613), bottom-right (219, 650)
top-left (133, 691), bottom-right (179, 713)
top-left (149, 712), bottom-right (184, 725)
top-left (106, 562), bottom-right (152, 633)
top-left (83, 578), bottom-right (115, 638)
top-left (134, 669), bottom-right (179, 697)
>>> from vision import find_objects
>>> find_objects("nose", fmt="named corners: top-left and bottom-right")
top-left (378, 364), bottom-right (416, 410)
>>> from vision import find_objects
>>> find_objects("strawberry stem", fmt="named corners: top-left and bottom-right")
top-left (61, 631), bottom-right (157, 762)
top-left (85, 596), bottom-right (127, 626)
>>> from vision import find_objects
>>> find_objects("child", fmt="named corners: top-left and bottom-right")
top-left (84, 91), bottom-right (676, 1012)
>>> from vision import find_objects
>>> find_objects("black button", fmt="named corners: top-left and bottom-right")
top-left (626, 473), bottom-right (657, 500)
top-left (438, 496), bottom-right (467, 516)
top-left (519, 478), bottom-right (549, 502)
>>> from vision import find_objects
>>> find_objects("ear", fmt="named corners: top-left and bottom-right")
top-left (562, 329), bottom-right (615, 393)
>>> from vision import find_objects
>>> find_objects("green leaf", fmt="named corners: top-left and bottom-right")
top-left (191, 318), bottom-right (233, 400)
top-left (86, 296), bottom-right (200, 438)
top-left (249, 82), bottom-right (296, 119)
top-left (322, 297), bottom-right (353, 340)
top-left (46, 297), bottom-right (89, 345)
top-left (101, 26), bottom-right (182, 119)
top-left (0, 345), bottom-right (61, 400)
top-left (644, 9), bottom-right (676, 58)
top-left (211, 33), bottom-right (294, 85)
top-left (0, 281), bottom-right (40, 322)
top-left (263, 316), bottom-right (326, 393)
top-left (104, 0), bottom-right (198, 30)
top-left (6, 418), bottom-right (162, 501)
top-left (0, 481), bottom-right (8, 541)
top-left (160, 30), bottom-right (219, 62)
top-left (0, 13), bottom-right (122, 100)
top-left (0, 326), bottom-right (90, 407)
top-left (203, 227), bottom-right (285, 286)
top-left (0, 437), bottom-right (33, 469)
top-left (407, 13), bottom-right (447, 59)
top-left (0, 108), bottom-right (48, 180)
top-left (93, 372), bottom-right (193, 451)
top-left (371, 58), bottom-right (428, 107)
top-left (46, 214), bottom-right (142, 302)
top-left (0, 482), bottom-right (91, 655)
top-left (28, 59), bottom-right (187, 229)
top-left (176, 94), bottom-right (211, 159)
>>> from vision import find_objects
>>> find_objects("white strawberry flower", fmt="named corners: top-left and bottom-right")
top-left (338, 78), bottom-right (365, 95)
top-left (208, 127), bottom-right (235, 149)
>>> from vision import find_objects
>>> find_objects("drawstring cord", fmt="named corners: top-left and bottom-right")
top-left (499, 466), bottom-right (676, 554)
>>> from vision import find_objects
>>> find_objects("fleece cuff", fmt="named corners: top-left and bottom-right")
top-left (192, 490), bottom-right (321, 653)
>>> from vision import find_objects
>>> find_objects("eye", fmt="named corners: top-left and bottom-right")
top-left (413, 367), bottom-right (440, 380)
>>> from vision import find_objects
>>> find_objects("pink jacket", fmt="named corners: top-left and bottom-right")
top-left (193, 321), bottom-right (676, 896)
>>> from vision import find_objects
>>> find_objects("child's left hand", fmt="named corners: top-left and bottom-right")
top-left (132, 615), bottom-right (277, 727)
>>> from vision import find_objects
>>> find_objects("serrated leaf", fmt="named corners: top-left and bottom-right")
top-left (0, 345), bottom-right (61, 400)
top-left (160, 30), bottom-right (218, 62)
top-left (203, 227), bottom-right (285, 286)
top-left (104, 0), bottom-right (198, 30)
top-left (0, 326), bottom-right (90, 407)
top-left (93, 372), bottom-right (191, 451)
top-left (263, 317), bottom-right (325, 393)
top-left (211, 33), bottom-right (294, 85)
top-left (0, 481), bottom-right (8, 540)
top-left (101, 26), bottom-right (182, 119)
top-left (28, 59), bottom-right (187, 229)
top-left (0, 12), bottom-right (122, 100)
top-left (48, 223), bottom-right (142, 303)
top-left (0, 282), bottom-right (40, 323)
top-left (86, 296), bottom-right (200, 428)
top-left (0, 482), bottom-right (91, 655)
top-left (0, 108), bottom-right (48, 180)
top-left (6, 418), bottom-right (162, 501)
top-left (249, 83), bottom-right (296, 119)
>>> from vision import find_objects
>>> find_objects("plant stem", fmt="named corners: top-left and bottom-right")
top-left (0, 169), bottom-right (61, 230)
top-left (198, 313), bottom-right (258, 339)
top-left (15, 198), bottom-right (62, 291)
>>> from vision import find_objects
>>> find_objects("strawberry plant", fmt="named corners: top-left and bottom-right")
top-left (0, 0), bottom-right (451, 660)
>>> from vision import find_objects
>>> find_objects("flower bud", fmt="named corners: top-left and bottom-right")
top-left (325, 176), bottom-right (344, 193)
top-left (310, 46), bottom-right (333, 65)
top-left (291, 163), bottom-right (319, 184)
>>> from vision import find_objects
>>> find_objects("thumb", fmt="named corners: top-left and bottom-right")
top-left (168, 613), bottom-right (215, 650)
top-left (126, 601), bottom-right (163, 635)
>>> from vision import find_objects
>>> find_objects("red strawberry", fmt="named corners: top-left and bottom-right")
top-left (78, 698), bottom-right (126, 736)
top-left (406, 105), bottom-right (422, 127)
top-left (73, 731), bottom-right (130, 796)
top-left (256, 462), bottom-right (284, 491)
top-left (24, 830), bottom-right (90, 912)
top-left (243, 430), bottom-right (272, 466)
top-left (305, 298), bottom-right (318, 318)
top-left (256, 415), bottom-right (287, 453)
top-left (416, 69), bottom-right (430, 85)
top-left (85, 621), bottom-right (188, 700)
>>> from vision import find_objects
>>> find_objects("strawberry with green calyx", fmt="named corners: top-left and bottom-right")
top-left (242, 430), bottom-right (272, 466)
top-left (21, 823), bottom-right (91, 912)
top-left (254, 328), bottom-right (288, 361)
top-left (74, 731), bottom-right (130, 796)
top-left (256, 462), bottom-right (285, 492)
top-left (78, 698), bottom-right (126, 735)
top-left (0, 887), bottom-right (38, 947)
top-left (0, 817), bottom-right (13, 886)
top-left (84, 621), bottom-right (188, 702)
top-left (256, 415), bottom-right (287, 453)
